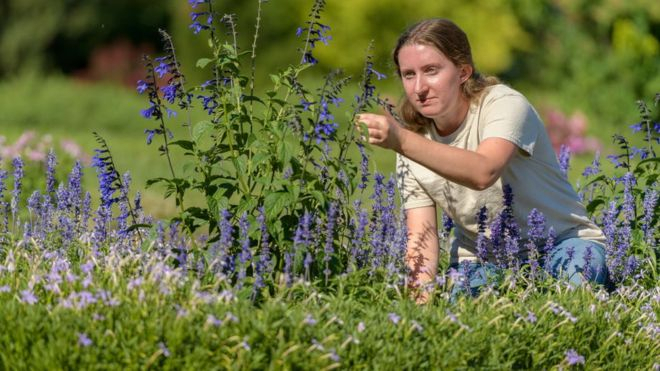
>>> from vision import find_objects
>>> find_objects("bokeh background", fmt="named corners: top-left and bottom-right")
top-left (1, 0), bottom-right (659, 217)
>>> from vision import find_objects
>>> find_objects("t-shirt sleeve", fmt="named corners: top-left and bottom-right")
top-left (396, 154), bottom-right (435, 209)
top-left (481, 92), bottom-right (541, 156)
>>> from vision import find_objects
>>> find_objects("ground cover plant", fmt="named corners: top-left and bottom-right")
top-left (0, 0), bottom-right (658, 369)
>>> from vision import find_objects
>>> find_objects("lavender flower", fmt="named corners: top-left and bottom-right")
top-left (297, 1), bottom-right (330, 65)
top-left (323, 202), bottom-right (337, 283)
top-left (91, 147), bottom-right (120, 207)
top-left (20, 289), bottom-right (38, 305)
top-left (46, 149), bottom-right (57, 196)
top-left (236, 212), bottom-right (251, 289)
top-left (475, 206), bottom-right (489, 262)
top-left (565, 349), bottom-right (585, 366)
top-left (388, 312), bottom-right (401, 325)
top-left (640, 187), bottom-right (658, 244)
top-left (349, 202), bottom-right (369, 270)
top-left (11, 156), bottom-right (24, 217)
top-left (78, 333), bottom-right (93, 347)
top-left (67, 161), bottom-right (83, 214)
top-left (253, 206), bottom-right (271, 295)
top-left (581, 151), bottom-right (601, 177)
top-left (158, 342), bottom-right (171, 357)
top-left (557, 144), bottom-right (571, 177)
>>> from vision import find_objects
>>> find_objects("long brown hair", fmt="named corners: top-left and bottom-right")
top-left (393, 18), bottom-right (499, 133)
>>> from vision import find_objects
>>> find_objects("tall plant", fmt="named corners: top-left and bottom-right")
top-left (136, 0), bottom-right (384, 275)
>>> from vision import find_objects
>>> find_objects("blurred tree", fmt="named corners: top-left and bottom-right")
top-left (316, 0), bottom-right (529, 76)
top-left (509, 0), bottom-right (660, 127)
top-left (0, 0), bottom-right (171, 78)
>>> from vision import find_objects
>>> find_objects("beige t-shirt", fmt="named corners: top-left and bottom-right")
top-left (397, 84), bottom-right (605, 264)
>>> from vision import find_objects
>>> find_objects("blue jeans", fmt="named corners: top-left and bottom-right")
top-left (449, 238), bottom-right (609, 297)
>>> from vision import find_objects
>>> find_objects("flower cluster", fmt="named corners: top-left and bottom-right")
top-left (543, 107), bottom-right (601, 155)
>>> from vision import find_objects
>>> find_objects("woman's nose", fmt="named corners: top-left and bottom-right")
top-left (414, 76), bottom-right (428, 95)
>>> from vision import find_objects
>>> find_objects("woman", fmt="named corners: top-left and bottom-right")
top-left (357, 19), bottom-right (608, 299)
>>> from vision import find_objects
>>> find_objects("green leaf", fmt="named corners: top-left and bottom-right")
top-left (196, 58), bottom-right (213, 69)
top-left (145, 177), bottom-right (171, 188)
top-left (170, 140), bottom-right (195, 151)
top-left (236, 197), bottom-right (258, 217)
top-left (277, 140), bottom-right (293, 165)
top-left (126, 223), bottom-right (152, 232)
top-left (193, 120), bottom-right (215, 143)
top-left (264, 191), bottom-right (291, 219)
top-left (586, 198), bottom-right (607, 215)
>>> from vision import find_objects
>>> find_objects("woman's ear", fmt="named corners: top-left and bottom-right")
top-left (460, 65), bottom-right (473, 83)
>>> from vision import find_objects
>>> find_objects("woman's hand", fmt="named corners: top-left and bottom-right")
top-left (356, 110), bottom-right (404, 152)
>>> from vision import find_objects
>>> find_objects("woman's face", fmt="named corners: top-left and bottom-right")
top-left (398, 43), bottom-right (469, 124)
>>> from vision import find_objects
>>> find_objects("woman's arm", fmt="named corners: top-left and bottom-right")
top-left (406, 205), bottom-right (439, 299)
top-left (358, 113), bottom-right (518, 190)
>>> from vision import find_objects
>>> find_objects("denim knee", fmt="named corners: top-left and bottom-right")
top-left (545, 238), bottom-right (608, 286)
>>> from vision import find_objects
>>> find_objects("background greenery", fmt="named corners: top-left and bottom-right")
top-left (1, 0), bottom-right (658, 217)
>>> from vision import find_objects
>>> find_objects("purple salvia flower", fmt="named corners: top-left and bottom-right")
top-left (158, 342), bottom-right (171, 357)
top-left (542, 227), bottom-right (556, 271)
top-left (236, 212), bottom-right (251, 289)
top-left (91, 205), bottom-right (111, 255)
top-left (116, 200), bottom-right (130, 240)
top-left (475, 206), bottom-right (489, 262)
top-left (369, 173), bottom-right (387, 271)
top-left (357, 143), bottom-right (370, 190)
top-left (56, 183), bottom-right (70, 212)
top-left (323, 202), bottom-right (338, 283)
top-left (526, 311), bottom-right (537, 323)
top-left (291, 211), bottom-right (313, 284)
top-left (136, 80), bottom-right (148, 94)
top-left (161, 84), bottom-right (177, 104)
top-left (622, 255), bottom-right (638, 280)
top-left (81, 191), bottom-right (92, 233)
top-left (154, 62), bottom-right (169, 78)
top-left (441, 212), bottom-right (454, 240)
top-left (91, 149), bottom-right (120, 207)
top-left (582, 245), bottom-right (593, 281)
top-left (621, 172), bottom-right (637, 221)
top-left (641, 187), bottom-right (658, 244)
top-left (59, 215), bottom-right (74, 248)
top-left (20, 289), bottom-right (38, 305)
top-left (67, 161), bottom-right (83, 215)
top-left (304, 252), bottom-right (313, 282)
top-left (11, 156), bottom-right (24, 218)
top-left (27, 190), bottom-right (41, 217)
top-left (78, 333), bottom-right (93, 347)
top-left (557, 144), bottom-right (571, 178)
top-left (349, 201), bottom-right (369, 270)
top-left (46, 149), bottom-right (57, 196)
top-left (216, 209), bottom-right (234, 275)
top-left (565, 349), bottom-right (585, 366)
top-left (388, 312), bottom-right (401, 325)
top-left (253, 206), bottom-right (271, 295)
top-left (302, 314), bottom-right (317, 326)
top-left (0, 170), bottom-right (7, 200)
top-left (525, 208), bottom-right (546, 281)
top-left (141, 103), bottom-right (158, 119)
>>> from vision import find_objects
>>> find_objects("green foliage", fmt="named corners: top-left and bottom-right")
top-left (318, 0), bottom-right (530, 75)
top-left (0, 0), bottom-right (171, 77)
top-left (510, 0), bottom-right (660, 128)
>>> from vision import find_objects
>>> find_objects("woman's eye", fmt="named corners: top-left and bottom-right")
top-left (425, 67), bottom-right (438, 74)
top-left (402, 72), bottom-right (414, 79)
